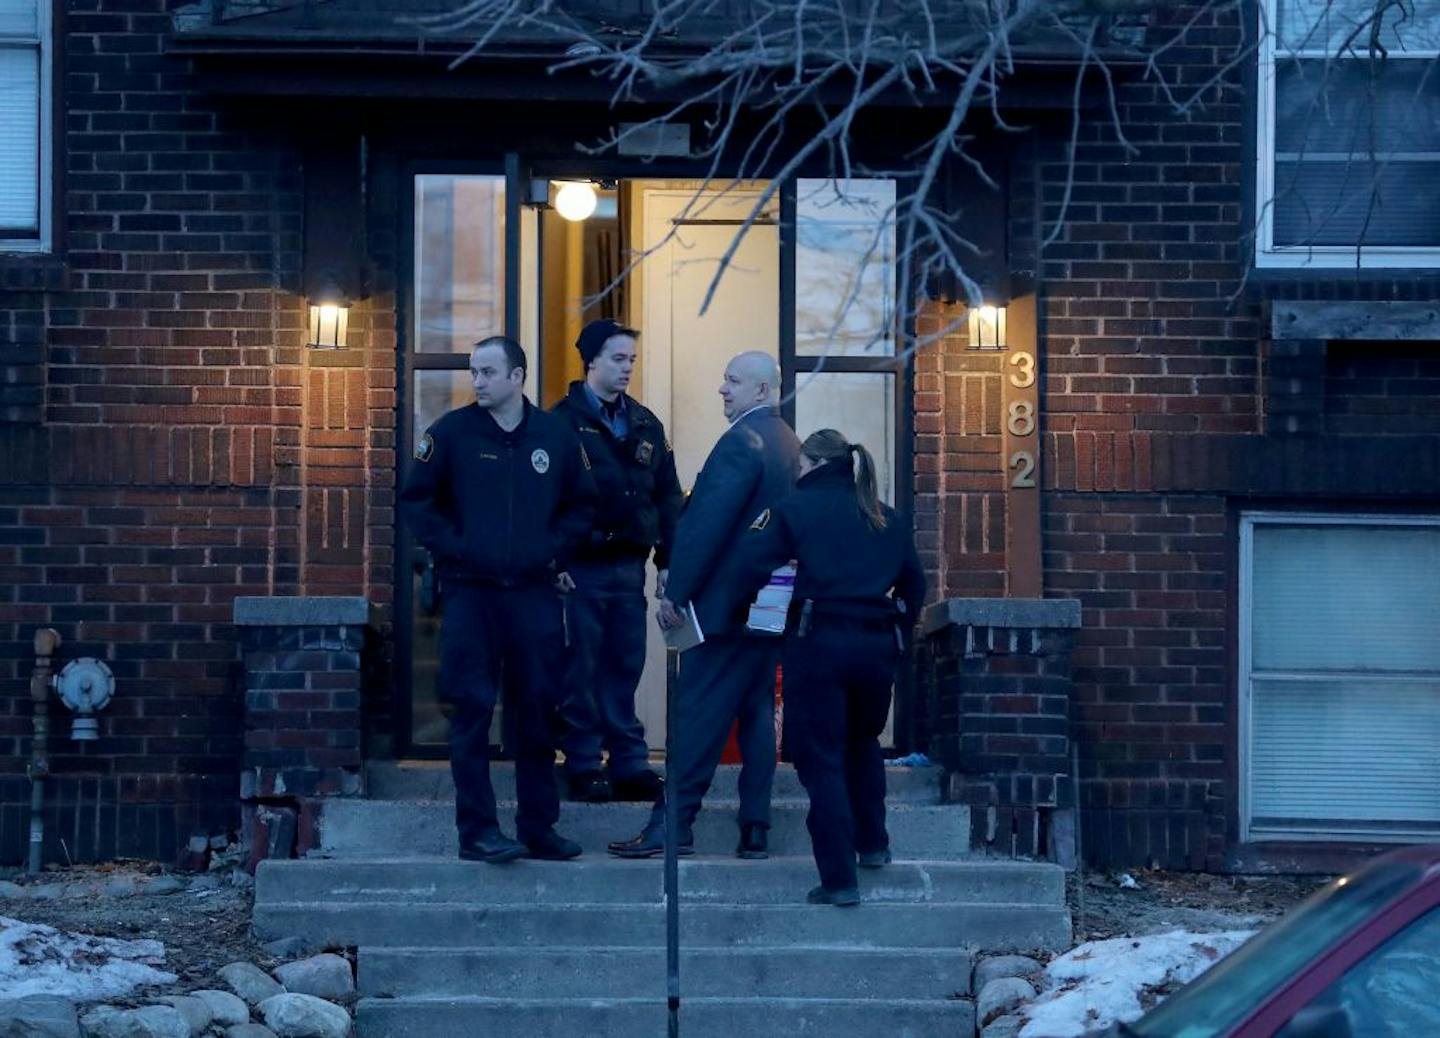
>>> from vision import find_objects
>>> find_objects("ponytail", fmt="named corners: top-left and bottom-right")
top-left (800, 429), bottom-right (888, 531)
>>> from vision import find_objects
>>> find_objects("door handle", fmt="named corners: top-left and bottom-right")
top-left (415, 548), bottom-right (440, 614)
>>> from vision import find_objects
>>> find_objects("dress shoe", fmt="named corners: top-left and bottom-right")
top-left (857, 847), bottom-right (893, 869)
top-left (569, 771), bottom-right (612, 803)
top-left (607, 823), bottom-right (694, 859)
top-left (609, 769), bottom-right (664, 802)
top-left (525, 828), bottom-right (583, 861)
top-left (459, 829), bottom-right (527, 864)
top-left (736, 822), bottom-right (769, 860)
top-left (807, 885), bottom-right (861, 907)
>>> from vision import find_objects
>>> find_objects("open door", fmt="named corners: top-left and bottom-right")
top-left (631, 183), bottom-right (781, 747)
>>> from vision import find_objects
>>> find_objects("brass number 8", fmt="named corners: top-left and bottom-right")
top-left (1009, 351), bottom-right (1036, 388)
top-left (1007, 400), bottom-right (1035, 437)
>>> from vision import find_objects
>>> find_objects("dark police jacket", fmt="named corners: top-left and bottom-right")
top-left (551, 381), bottom-right (683, 569)
top-left (728, 459), bottom-right (927, 632)
top-left (399, 400), bottom-right (597, 586)
top-left (664, 406), bottom-right (800, 637)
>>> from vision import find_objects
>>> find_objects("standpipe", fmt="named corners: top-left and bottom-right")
top-left (27, 628), bottom-right (61, 874)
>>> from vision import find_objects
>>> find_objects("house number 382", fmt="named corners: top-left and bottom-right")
top-left (1006, 351), bottom-right (1038, 489)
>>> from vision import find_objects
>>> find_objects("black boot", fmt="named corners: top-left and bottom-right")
top-left (459, 829), bottom-right (527, 864)
top-left (610, 770), bottom-right (664, 802)
top-left (525, 828), bottom-right (583, 861)
top-left (569, 771), bottom-right (612, 803)
top-left (736, 822), bottom-right (769, 860)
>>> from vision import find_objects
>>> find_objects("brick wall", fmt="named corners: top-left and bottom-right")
top-left (0, 1), bottom-right (395, 864)
top-left (1022, 4), bottom-right (1440, 867)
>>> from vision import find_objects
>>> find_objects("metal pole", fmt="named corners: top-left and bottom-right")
top-left (665, 646), bottom-right (680, 1037)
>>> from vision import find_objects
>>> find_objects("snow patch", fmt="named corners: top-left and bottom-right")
top-left (1020, 929), bottom-right (1255, 1038)
top-left (0, 915), bottom-right (176, 1000)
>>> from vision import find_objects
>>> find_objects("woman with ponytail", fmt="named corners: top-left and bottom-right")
top-left (729, 428), bottom-right (926, 906)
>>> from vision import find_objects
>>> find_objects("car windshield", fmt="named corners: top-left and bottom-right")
top-left (1127, 859), bottom-right (1424, 1038)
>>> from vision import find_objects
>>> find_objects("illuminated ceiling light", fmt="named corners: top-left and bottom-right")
top-left (967, 304), bottom-right (1007, 351)
top-left (554, 181), bottom-right (598, 222)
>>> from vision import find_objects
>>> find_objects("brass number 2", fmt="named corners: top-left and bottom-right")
top-left (1009, 351), bottom-right (1035, 388)
top-left (1007, 401), bottom-right (1035, 437)
top-left (1010, 451), bottom-right (1037, 488)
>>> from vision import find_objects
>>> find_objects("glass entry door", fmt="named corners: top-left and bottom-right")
top-left (399, 164), bottom-right (540, 754)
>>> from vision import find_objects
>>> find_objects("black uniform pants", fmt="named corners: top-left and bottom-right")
top-left (650, 634), bottom-right (778, 836)
top-left (558, 558), bottom-right (651, 780)
top-left (441, 581), bottom-right (565, 846)
top-left (783, 624), bottom-right (897, 892)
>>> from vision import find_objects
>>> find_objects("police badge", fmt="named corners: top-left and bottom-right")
top-left (531, 448), bottom-right (550, 474)
top-left (634, 440), bottom-right (654, 466)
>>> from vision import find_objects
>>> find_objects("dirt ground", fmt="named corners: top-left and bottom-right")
top-left (1069, 868), bottom-right (1334, 943)
top-left (0, 861), bottom-right (272, 991)
top-left (0, 860), bottom-right (1335, 988)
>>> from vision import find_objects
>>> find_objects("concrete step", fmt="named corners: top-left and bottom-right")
top-left (257, 857), bottom-right (1065, 907)
top-left (366, 760), bottom-right (944, 804)
top-left (253, 900), bottom-right (1071, 953)
top-left (316, 798), bottom-right (971, 860)
top-left (356, 995), bottom-right (974, 1038)
top-left (360, 945), bottom-right (974, 1000)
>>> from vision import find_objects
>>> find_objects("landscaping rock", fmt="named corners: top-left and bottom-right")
top-left (981, 1014), bottom-right (1023, 1038)
top-left (224, 1026), bottom-right (276, 1038)
top-left (187, 992), bottom-right (248, 1029)
top-left (218, 964), bottom-right (284, 1007)
top-left (78, 1006), bottom-right (189, 1038)
top-left (255, 995), bottom-right (349, 1038)
top-left (0, 995), bottom-right (79, 1038)
top-left (978, 976), bottom-right (1036, 1027)
top-left (974, 954), bottom-right (1043, 990)
top-left (259, 939), bottom-right (308, 961)
top-left (157, 998), bottom-right (210, 1038)
top-left (271, 956), bottom-right (353, 1005)
top-left (138, 878), bottom-right (185, 897)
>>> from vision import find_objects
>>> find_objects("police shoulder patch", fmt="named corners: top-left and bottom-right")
top-left (414, 433), bottom-right (434, 462)
top-left (749, 508), bottom-right (771, 531)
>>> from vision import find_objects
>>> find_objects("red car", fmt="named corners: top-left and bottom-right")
top-left (1088, 845), bottom-right (1440, 1038)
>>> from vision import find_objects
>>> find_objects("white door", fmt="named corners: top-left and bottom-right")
top-left (634, 187), bottom-right (780, 748)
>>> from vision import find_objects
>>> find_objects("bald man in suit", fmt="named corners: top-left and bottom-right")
top-left (609, 351), bottom-right (800, 860)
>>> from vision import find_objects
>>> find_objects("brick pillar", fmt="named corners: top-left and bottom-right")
top-left (233, 596), bottom-right (373, 869)
top-left (918, 597), bottom-right (1081, 865)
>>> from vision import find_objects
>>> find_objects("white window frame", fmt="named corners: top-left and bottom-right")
top-left (1239, 511), bottom-right (1440, 842)
top-left (0, 0), bottom-right (52, 255)
top-left (1255, 0), bottom-right (1440, 268)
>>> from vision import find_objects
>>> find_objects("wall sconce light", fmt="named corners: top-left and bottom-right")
top-left (967, 305), bottom-right (1007, 351)
top-left (553, 181), bottom-right (598, 222)
top-left (308, 299), bottom-right (350, 349)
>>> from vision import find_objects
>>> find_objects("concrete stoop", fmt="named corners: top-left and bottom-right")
top-left (254, 764), bottom-right (1069, 1037)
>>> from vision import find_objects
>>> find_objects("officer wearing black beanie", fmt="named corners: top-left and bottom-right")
top-left (551, 319), bottom-right (683, 803)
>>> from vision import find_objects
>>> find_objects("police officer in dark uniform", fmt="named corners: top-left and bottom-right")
top-left (551, 320), bottom-right (682, 803)
top-left (400, 335), bottom-right (597, 864)
top-left (728, 428), bottom-right (926, 905)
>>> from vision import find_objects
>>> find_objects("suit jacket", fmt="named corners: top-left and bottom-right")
top-left (664, 406), bottom-right (801, 637)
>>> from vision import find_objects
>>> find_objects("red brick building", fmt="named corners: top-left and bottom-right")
top-left (2, 0), bottom-right (1437, 870)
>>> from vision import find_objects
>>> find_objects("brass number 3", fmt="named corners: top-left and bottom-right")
top-left (1009, 351), bottom-right (1036, 388)
top-left (1007, 400), bottom-right (1035, 437)
top-left (1010, 451), bottom-right (1037, 488)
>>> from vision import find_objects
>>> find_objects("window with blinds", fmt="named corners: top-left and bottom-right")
top-left (0, 0), bottom-right (48, 252)
top-left (1256, 0), bottom-right (1440, 267)
top-left (1242, 515), bottom-right (1440, 841)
